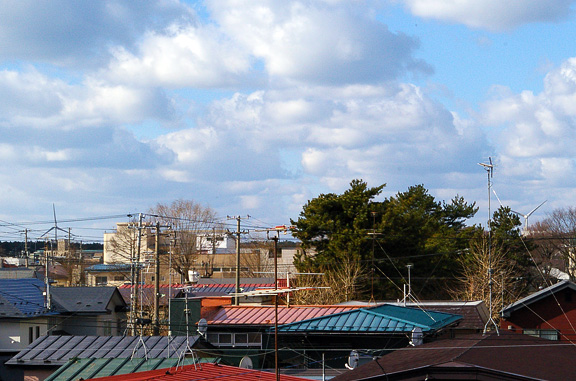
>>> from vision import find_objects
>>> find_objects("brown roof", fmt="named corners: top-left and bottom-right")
top-left (332, 331), bottom-right (576, 381)
top-left (388, 301), bottom-right (489, 330)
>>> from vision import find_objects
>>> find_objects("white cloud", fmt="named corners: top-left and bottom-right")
top-left (206, 0), bottom-right (431, 84)
top-left (402, 0), bottom-right (573, 31)
top-left (0, 0), bottom-right (193, 66)
top-left (104, 23), bottom-right (253, 88)
top-left (154, 82), bottom-right (486, 201)
top-left (484, 58), bottom-right (576, 189)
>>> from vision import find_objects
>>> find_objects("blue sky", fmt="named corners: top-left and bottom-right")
top-left (1, 0), bottom-right (575, 241)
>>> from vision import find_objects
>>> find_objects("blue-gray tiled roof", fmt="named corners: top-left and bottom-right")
top-left (0, 278), bottom-right (51, 318)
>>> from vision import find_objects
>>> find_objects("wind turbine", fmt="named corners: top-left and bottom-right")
top-left (40, 204), bottom-right (68, 243)
top-left (512, 200), bottom-right (547, 234)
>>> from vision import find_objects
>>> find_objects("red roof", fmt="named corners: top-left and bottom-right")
top-left (205, 305), bottom-right (363, 325)
top-left (85, 362), bottom-right (311, 381)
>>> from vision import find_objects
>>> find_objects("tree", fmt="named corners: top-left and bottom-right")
top-left (529, 207), bottom-right (576, 281)
top-left (291, 181), bottom-right (478, 302)
top-left (452, 233), bottom-right (515, 320)
top-left (378, 185), bottom-right (478, 299)
top-left (291, 179), bottom-right (384, 303)
top-left (149, 199), bottom-right (220, 283)
top-left (489, 205), bottom-right (535, 295)
top-left (292, 179), bottom-right (385, 269)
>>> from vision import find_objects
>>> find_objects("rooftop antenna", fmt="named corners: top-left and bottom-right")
top-left (512, 200), bottom-right (547, 235)
top-left (478, 157), bottom-right (499, 335)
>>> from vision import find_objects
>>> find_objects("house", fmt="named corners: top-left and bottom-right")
top-left (0, 279), bottom-right (127, 355)
top-left (49, 286), bottom-right (127, 336)
top-left (0, 278), bottom-right (59, 355)
top-left (273, 304), bottom-right (462, 370)
top-left (84, 263), bottom-right (133, 287)
top-left (330, 331), bottom-right (576, 381)
top-left (7, 335), bottom-right (202, 381)
top-left (500, 279), bottom-right (576, 341)
top-left (170, 297), bottom-right (462, 372)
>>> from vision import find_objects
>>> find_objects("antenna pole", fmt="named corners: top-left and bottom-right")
top-left (479, 158), bottom-right (499, 335)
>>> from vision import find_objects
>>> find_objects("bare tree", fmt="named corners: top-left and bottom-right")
top-left (291, 261), bottom-right (367, 305)
top-left (452, 234), bottom-right (516, 320)
top-left (531, 207), bottom-right (576, 280)
top-left (149, 199), bottom-right (220, 283)
top-left (106, 222), bottom-right (139, 263)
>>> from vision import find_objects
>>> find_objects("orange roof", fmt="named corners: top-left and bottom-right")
top-left (205, 305), bottom-right (363, 325)
top-left (85, 362), bottom-right (310, 381)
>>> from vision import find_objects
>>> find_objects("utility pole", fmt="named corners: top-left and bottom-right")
top-left (255, 224), bottom-right (291, 381)
top-left (24, 229), bottom-right (28, 267)
top-left (129, 213), bottom-right (144, 336)
top-left (227, 216), bottom-right (249, 306)
top-left (153, 221), bottom-right (161, 336)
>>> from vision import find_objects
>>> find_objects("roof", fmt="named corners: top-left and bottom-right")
top-left (86, 264), bottom-right (133, 272)
top-left (205, 305), bottom-right (363, 326)
top-left (502, 280), bottom-right (576, 318)
top-left (0, 267), bottom-right (36, 279)
top-left (388, 301), bottom-right (489, 330)
top-left (45, 357), bottom-right (218, 381)
top-left (331, 331), bottom-right (576, 381)
top-left (0, 278), bottom-right (51, 318)
top-left (81, 362), bottom-right (311, 381)
top-left (275, 304), bottom-right (462, 334)
top-left (50, 286), bottom-right (126, 314)
top-left (7, 335), bottom-right (200, 366)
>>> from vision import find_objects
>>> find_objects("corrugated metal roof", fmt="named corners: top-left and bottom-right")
top-left (205, 305), bottom-right (363, 325)
top-left (81, 362), bottom-right (311, 381)
top-left (7, 335), bottom-right (200, 366)
top-left (45, 357), bottom-right (218, 381)
top-left (275, 304), bottom-right (462, 333)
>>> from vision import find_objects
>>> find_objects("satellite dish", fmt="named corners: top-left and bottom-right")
top-left (197, 318), bottom-right (208, 336)
top-left (239, 356), bottom-right (253, 369)
top-left (345, 350), bottom-right (359, 370)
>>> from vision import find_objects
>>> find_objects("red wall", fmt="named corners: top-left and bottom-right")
top-left (500, 288), bottom-right (576, 342)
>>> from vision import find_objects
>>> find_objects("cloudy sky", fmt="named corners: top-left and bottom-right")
top-left (1, 0), bottom-right (575, 241)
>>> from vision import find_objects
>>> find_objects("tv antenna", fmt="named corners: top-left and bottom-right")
top-left (478, 157), bottom-right (499, 335)
top-left (512, 200), bottom-right (547, 234)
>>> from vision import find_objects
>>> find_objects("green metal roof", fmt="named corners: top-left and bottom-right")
top-left (274, 304), bottom-right (462, 334)
top-left (45, 357), bottom-right (219, 381)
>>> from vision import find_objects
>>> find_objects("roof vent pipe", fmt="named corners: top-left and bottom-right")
top-left (410, 327), bottom-right (423, 346)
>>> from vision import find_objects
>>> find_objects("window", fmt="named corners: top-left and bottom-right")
top-left (28, 327), bottom-right (33, 344)
top-left (523, 329), bottom-right (559, 341)
top-left (235, 333), bottom-right (248, 344)
top-left (207, 332), bottom-right (262, 348)
top-left (114, 276), bottom-right (125, 281)
top-left (219, 333), bottom-right (232, 345)
top-left (103, 320), bottom-right (112, 335)
top-left (95, 276), bottom-right (108, 285)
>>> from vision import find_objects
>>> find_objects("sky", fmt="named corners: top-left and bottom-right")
top-left (1, 0), bottom-right (576, 243)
